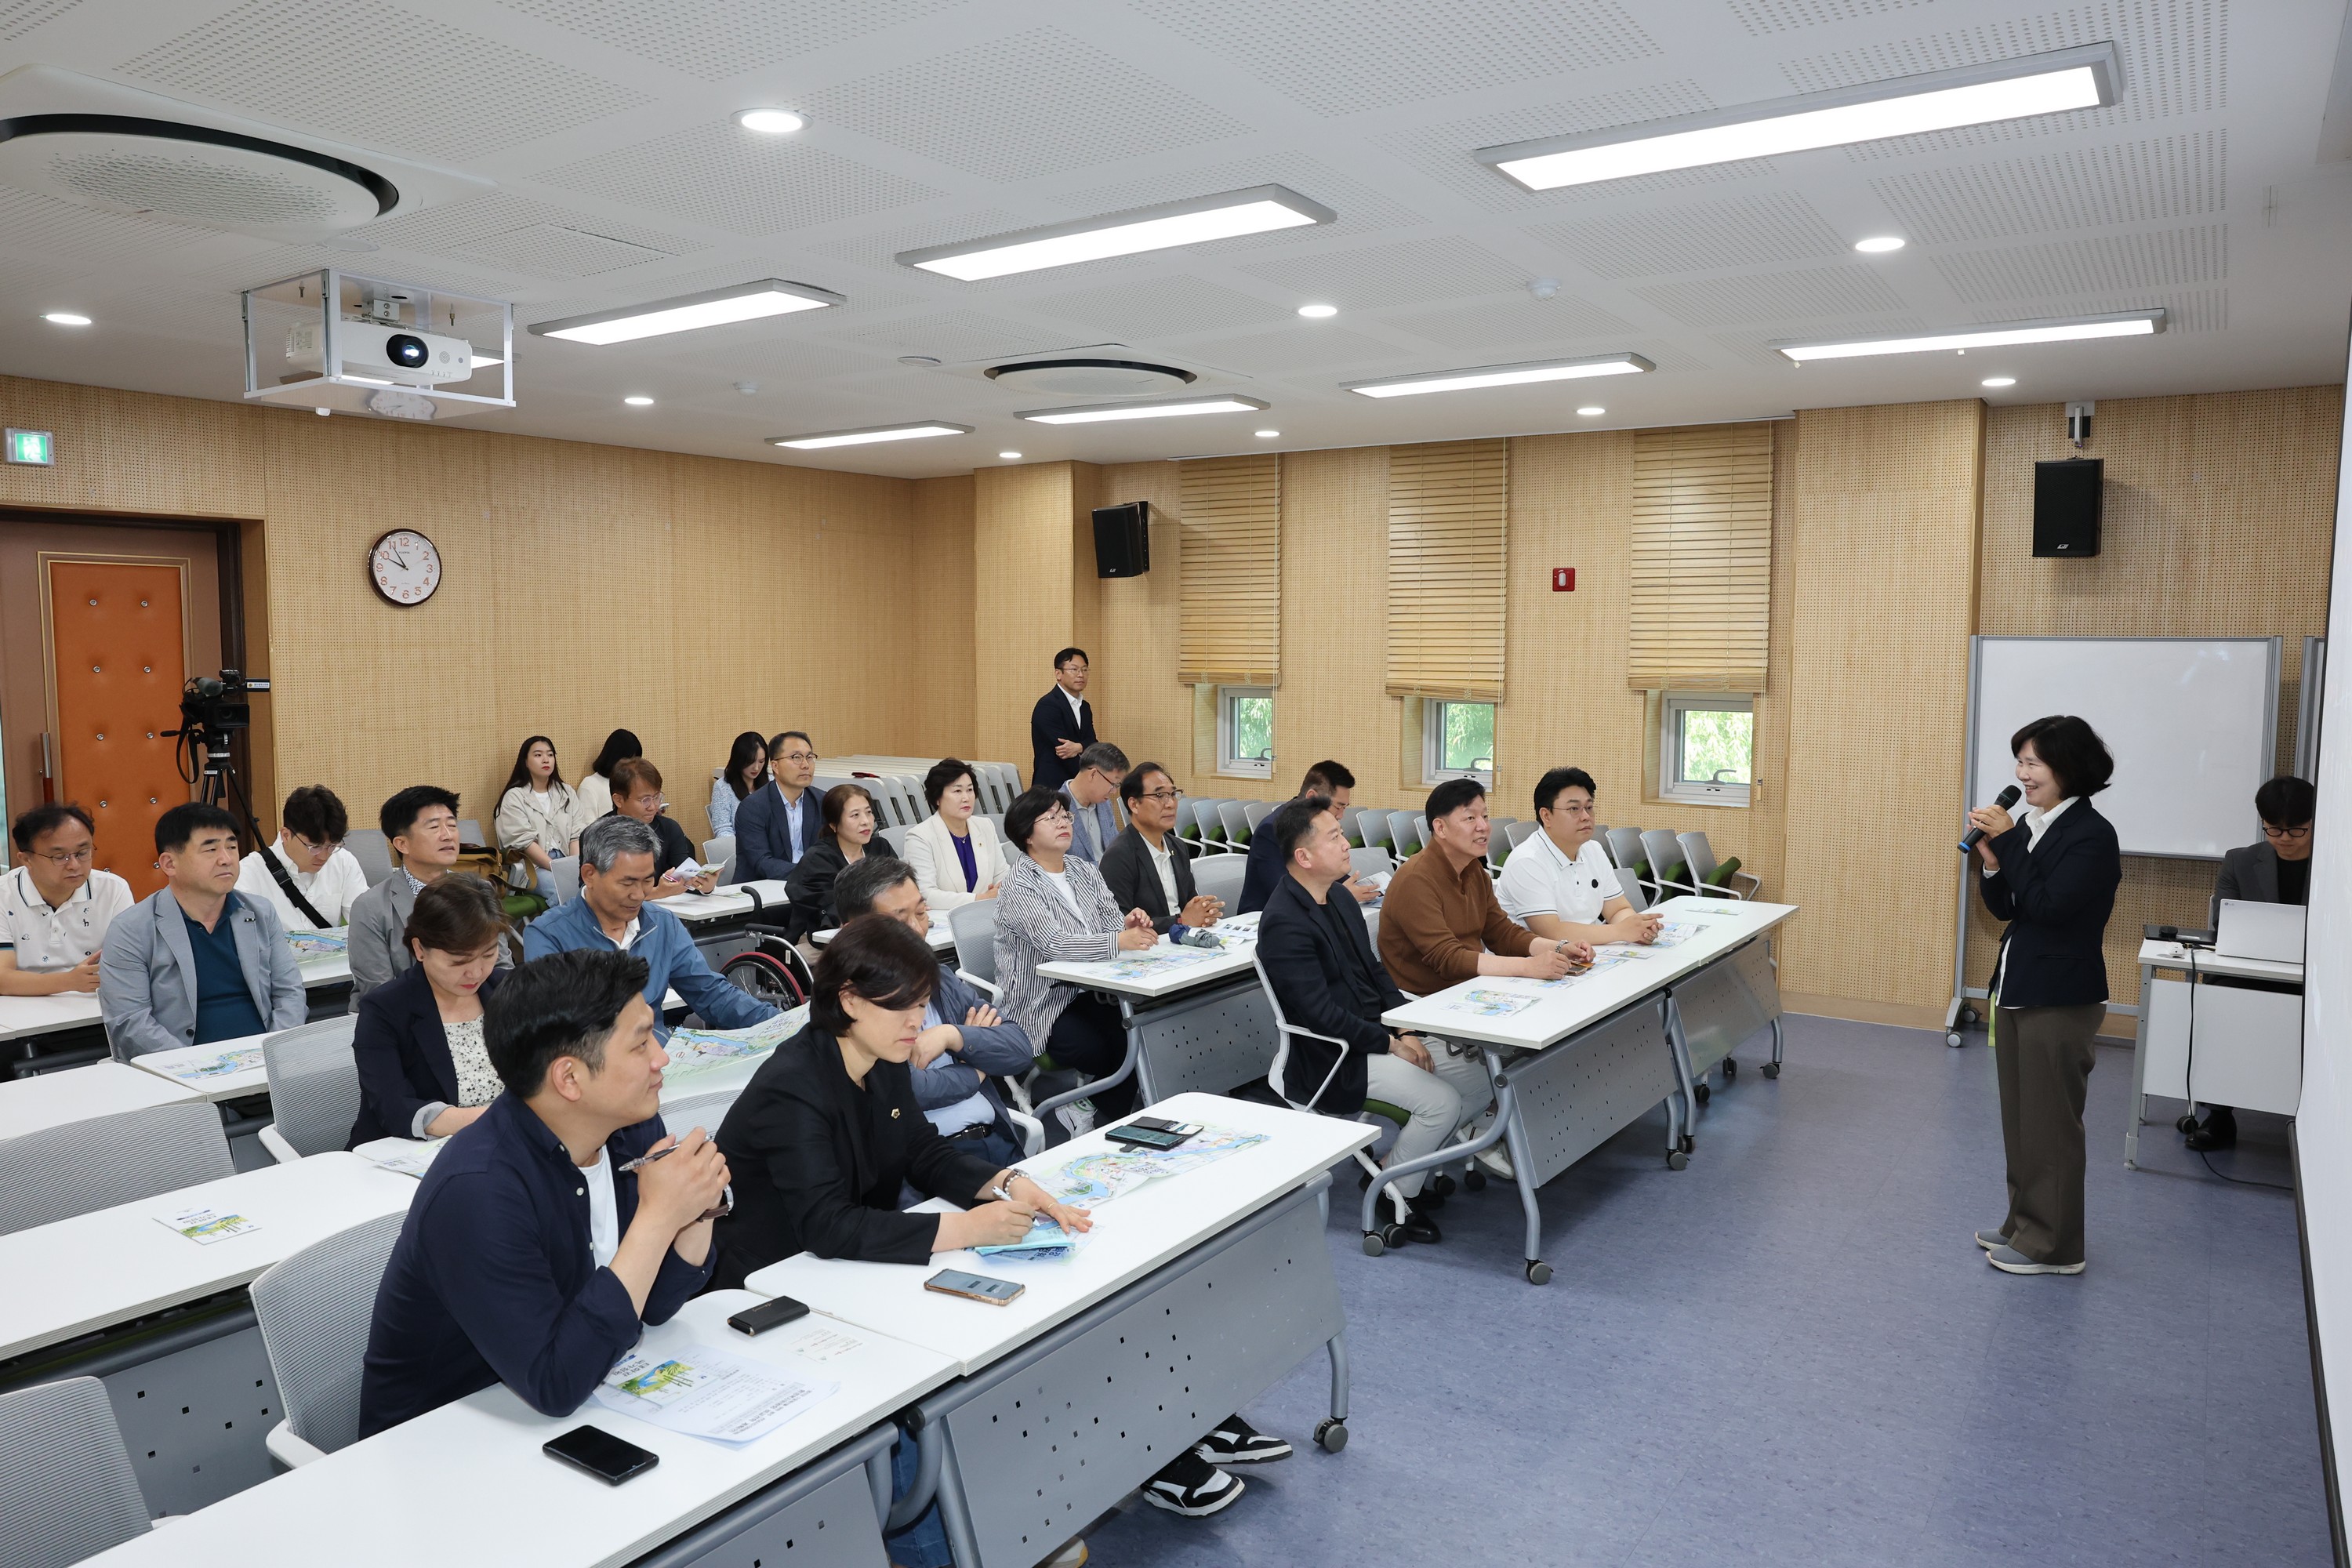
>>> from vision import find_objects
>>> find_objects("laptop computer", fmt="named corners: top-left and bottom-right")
top-left (2213, 899), bottom-right (2306, 964)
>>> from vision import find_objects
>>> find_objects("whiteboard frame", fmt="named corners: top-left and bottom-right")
top-left (2302, 634), bottom-right (2327, 782)
top-left (1946, 633), bottom-right (2282, 1031)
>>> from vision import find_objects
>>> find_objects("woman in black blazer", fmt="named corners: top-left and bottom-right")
top-left (1099, 763), bottom-right (1225, 934)
top-left (347, 876), bottom-right (510, 1145)
top-left (1967, 714), bottom-right (2122, 1277)
top-left (783, 783), bottom-right (884, 941)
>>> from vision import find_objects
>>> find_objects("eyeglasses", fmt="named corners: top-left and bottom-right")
top-left (289, 833), bottom-right (342, 856)
top-left (31, 845), bottom-right (94, 866)
top-left (1037, 806), bottom-right (1073, 823)
top-left (1139, 789), bottom-right (1185, 803)
top-left (2263, 823), bottom-right (2313, 841)
top-left (779, 751), bottom-right (818, 765)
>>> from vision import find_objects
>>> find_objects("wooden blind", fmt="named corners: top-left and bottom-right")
top-left (1628, 423), bottom-right (1774, 693)
top-left (1386, 439), bottom-right (1508, 702)
top-left (1178, 452), bottom-right (1282, 686)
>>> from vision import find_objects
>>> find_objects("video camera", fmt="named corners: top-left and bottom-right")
top-left (178, 670), bottom-right (270, 735)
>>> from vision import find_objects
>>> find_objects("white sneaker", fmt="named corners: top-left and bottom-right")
top-left (1054, 1099), bottom-right (1096, 1138)
top-left (1039, 1541), bottom-right (1088, 1567)
top-left (1472, 1143), bottom-right (1514, 1181)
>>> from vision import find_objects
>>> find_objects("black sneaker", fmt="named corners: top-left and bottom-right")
top-left (1142, 1450), bottom-right (1245, 1515)
top-left (2187, 1107), bottom-right (2238, 1150)
top-left (1195, 1414), bottom-right (1293, 1465)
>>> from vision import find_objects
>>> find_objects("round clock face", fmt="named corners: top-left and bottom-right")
top-left (368, 528), bottom-right (442, 606)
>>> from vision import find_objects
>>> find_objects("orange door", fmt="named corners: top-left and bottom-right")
top-left (48, 561), bottom-right (190, 896)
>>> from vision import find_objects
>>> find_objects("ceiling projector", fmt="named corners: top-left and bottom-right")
top-left (286, 318), bottom-right (475, 385)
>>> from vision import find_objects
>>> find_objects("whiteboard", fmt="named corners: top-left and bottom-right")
top-left (1966, 636), bottom-right (2281, 860)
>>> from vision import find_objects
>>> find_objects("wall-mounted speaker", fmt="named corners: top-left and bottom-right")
top-left (2033, 458), bottom-right (2102, 557)
top-left (1093, 501), bottom-right (1150, 578)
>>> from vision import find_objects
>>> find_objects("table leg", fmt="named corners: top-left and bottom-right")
top-left (2127, 962), bottom-right (2154, 1170)
top-left (1321, 1328), bottom-right (1352, 1448)
top-left (1661, 995), bottom-right (1699, 1158)
top-left (887, 1411), bottom-right (945, 1532)
top-left (1359, 1064), bottom-right (1513, 1236)
top-left (1501, 1091), bottom-right (1551, 1284)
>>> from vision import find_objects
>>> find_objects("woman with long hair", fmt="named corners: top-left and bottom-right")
top-left (785, 782), bottom-right (881, 940)
top-left (575, 727), bottom-right (641, 821)
top-left (708, 731), bottom-right (768, 840)
top-left (493, 735), bottom-right (587, 898)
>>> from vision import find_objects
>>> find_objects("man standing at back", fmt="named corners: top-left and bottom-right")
top-left (1030, 648), bottom-right (1098, 793)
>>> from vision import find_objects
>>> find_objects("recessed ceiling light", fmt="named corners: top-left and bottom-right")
top-left (314, 406), bottom-right (331, 416)
top-left (1255, 429), bottom-right (1280, 437)
top-left (1479, 42), bottom-right (2119, 190)
top-left (1853, 236), bottom-right (1907, 253)
top-left (1577, 406), bottom-right (1606, 416)
top-left (998, 451), bottom-right (1022, 460)
top-left (899, 185), bottom-right (1334, 281)
top-left (1297, 303), bottom-right (1338, 318)
top-left (42, 311), bottom-right (90, 326)
top-left (1017, 395), bottom-right (1269, 425)
top-left (532, 279), bottom-right (845, 345)
top-left (623, 395), bottom-right (654, 406)
top-left (771, 422), bottom-right (974, 450)
top-left (1981, 376), bottom-right (2017, 388)
top-left (470, 350), bottom-right (505, 368)
top-left (1345, 353), bottom-right (1653, 398)
top-left (734, 107), bottom-right (806, 135)
top-left (1774, 309), bottom-right (2164, 362)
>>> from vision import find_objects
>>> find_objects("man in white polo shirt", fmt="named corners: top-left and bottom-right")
top-left (235, 784), bottom-right (368, 932)
top-left (2, 802), bottom-right (135, 995)
top-left (1495, 767), bottom-right (1661, 947)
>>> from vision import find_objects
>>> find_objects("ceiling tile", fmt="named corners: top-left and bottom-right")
top-left (2, 0), bottom-right (84, 43)
top-left (1237, 235), bottom-right (1527, 310)
top-left (1127, 0), bottom-right (1659, 116)
top-left (1186, 324), bottom-right (1411, 376)
top-left (830, 310), bottom-right (1074, 361)
top-left (348, 194), bottom-right (702, 260)
top-left (806, 27), bottom-right (1251, 183)
top-left (1018, 276), bottom-right (1295, 339)
top-left (1933, 224), bottom-right (2226, 303)
top-left (0, 186), bottom-right (213, 263)
top-left (1726, 0), bottom-right (1939, 34)
top-left (115, 0), bottom-right (649, 162)
top-left (1871, 131), bottom-right (2224, 243)
top-left (450, 223), bottom-right (681, 278)
top-left (1383, 294), bottom-right (1635, 350)
top-left (1633, 263), bottom-right (1908, 328)
top-left (489, 0), bottom-right (969, 81)
top-left (535, 122), bottom-right (945, 236)
top-left (1527, 191), bottom-right (1849, 278)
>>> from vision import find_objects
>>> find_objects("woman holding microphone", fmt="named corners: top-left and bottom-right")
top-left (1966, 714), bottom-right (2122, 1277)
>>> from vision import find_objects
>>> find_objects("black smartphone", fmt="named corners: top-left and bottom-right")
top-left (1107, 1124), bottom-right (1190, 1151)
top-left (925, 1269), bottom-right (1025, 1305)
top-left (728, 1294), bottom-right (811, 1336)
top-left (543, 1425), bottom-right (659, 1486)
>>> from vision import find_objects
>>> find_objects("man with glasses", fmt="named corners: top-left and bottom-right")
top-left (605, 757), bottom-right (719, 898)
top-left (1030, 647), bottom-right (1098, 793)
top-left (1056, 742), bottom-right (1127, 866)
top-left (235, 785), bottom-right (368, 932)
top-left (2187, 774), bottom-right (2318, 1150)
top-left (2, 802), bottom-right (132, 995)
top-left (1238, 760), bottom-right (1380, 916)
top-left (1102, 762), bottom-right (1223, 934)
top-left (1495, 767), bottom-right (1663, 947)
top-left (348, 785), bottom-right (507, 1007)
top-left (733, 729), bottom-right (824, 885)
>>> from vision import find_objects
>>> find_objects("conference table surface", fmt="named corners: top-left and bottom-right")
top-left (0, 1058), bottom-right (198, 1138)
top-left (0, 952), bottom-right (353, 1044)
top-left (1033, 913), bottom-right (1261, 1001)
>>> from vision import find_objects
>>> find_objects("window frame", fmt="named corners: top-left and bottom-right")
top-left (1421, 699), bottom-right (1495, 786)
top-left (1658, 692), bottom-right (1754, 808)
top-left (1216, 685), bottom-right (1275, 778)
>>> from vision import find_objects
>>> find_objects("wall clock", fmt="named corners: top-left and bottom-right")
top-left (368, 528), bottom-right (442, 606)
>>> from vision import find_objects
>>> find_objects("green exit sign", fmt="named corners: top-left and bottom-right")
top-left (5, 429), bottom-right (54, 466)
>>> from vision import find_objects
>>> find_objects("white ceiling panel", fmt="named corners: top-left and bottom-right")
top-left (1018, 276), bottom-right (1297, 339)
top-left (1871, 130), bottom-right (2225, 243)
top-left (1933, 225), bottom-right (2226, 303)
top-left (1529, 191), bottom-right (1850, 278)
top-left (533, 121), bottom-right (943, 235)
top-left (488, 0), bottom-right (972, 81)
top-left (1634, 263), bottom-right (1909, 328)
top-left (1384, 295), bottom-right (1638, 350)
top-left (1237, 235), bottom-right (1530, 310)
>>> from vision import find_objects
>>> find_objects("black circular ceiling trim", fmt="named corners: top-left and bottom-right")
top-left (985, 357), bottom-right (1198, 384)
top-left (0, 114), bottom-right (400, 215)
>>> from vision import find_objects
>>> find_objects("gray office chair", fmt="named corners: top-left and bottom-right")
top-left (1504, 821), bottom-right (1540, 851)
top-left (1678, 830), bottom-right (1759, 898)
top-left (251, 1212), bottom-right (405, 1468)
top-left (1192, 852), bottom-right (1248, 911)
top-left (1356, 809), bottom-right (1394, 858)
top-left (1388, 811), bottom-right (1425, 859)
top-left (1218, 800), bottom-right (1255, 849)
top-left (260, 1015), bottom-right (362, 1163)
top-left (1192, 799), bottom-right (1232, 854)
top-left (0, 1377), bottom-right (153, 1567)
top-left (1640, 829), bottom-right (1702, 901)
top-left (874, 823), bottom-right (906, 857)
top-left (662, 1087), bottom-right (744, 1131)
top-left (1336, 807), bottom-right (1363, 847)
top-left (1178, 798), bottom-right (1217, 853)
top-left (550, 857), bottom-right (582, 906)
top-left (1615, 866), bottom-right (1651, 913)
top-left (983, 763), bottom-right (1018, 814)
top-left (1350, 848), bottom-right (1392, 883)
top-left (949, 901), bottom-right (1000, 996)
top-left (702, 834), bottom-right (735, 880)
top-left (343, 828), bottom-right (394, 887)
top-left (0, 1101), bottom-right (234, 1236)
top-left (1603, 827), bottom-right (1656, 899)
top-left (1243, 800), bottom-right (1272, 829)
top-left (456, 817), bottom-right (485, 850)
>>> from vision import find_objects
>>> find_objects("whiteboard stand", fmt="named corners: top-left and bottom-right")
top-left (1946, 634), bottom-right (2281, 1046)
top-left (2299, 635), bottom-right (2326, 782)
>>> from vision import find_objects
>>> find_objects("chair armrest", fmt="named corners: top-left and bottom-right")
top-left (266, 1419), bottom-right (328, 1469)
top-left (1005, 1108), bottom-right (1045, 1157)
top-left (956, 968), bottom-right (999, 999)
top-left (259, 1124), bottom-right (303, 1165)
top-left (1280, 1023), bottom-right (1358, 1048)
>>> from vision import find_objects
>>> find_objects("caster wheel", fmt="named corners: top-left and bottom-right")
top-left (1961, 1005), bottom-right (1981, 1026)
top-left (1762, 1061), bottom-right (1780, 1079)
top-left (1431, 1173), bottom-right (1457, 1198)
top-left (1526, 1260), bottom-right (1554, 1286)
top-left (2176, 1113), bottom-right (2201, 1134)
top-left (1693, 1082), bottom-right (1711, 1105)
top-left (1378, 1222), bottom-right (1411, 1250)
top-left (1463, 1168), bottom-right (1488, 1192)
top-left (1316, 1418), bottom-right (1349, 1453)
top-left (1361, 1232), bottom-right (1385, 1258)
top-left (1667, 1149), bottom-right (1690, 1171)
top-left (1722, 1058), bottom-right (1737, 1080)
top-left (1680, 1134), bottom-right (1696, 1154)
top-left (1947, 1031), bottom-right (1965, 1047)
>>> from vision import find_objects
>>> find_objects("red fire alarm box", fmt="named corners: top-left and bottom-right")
top-left (1552, 567), bottom-right (1575, 592)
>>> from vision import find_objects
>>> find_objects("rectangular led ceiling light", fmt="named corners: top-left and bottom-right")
top-left (1479, 42), bottom-right (2121, 191)
top-left (898, 186), bottom-right (1335, 281)
top-left (1773, 310), bottom-right (2165, 362)
top-left (770, 422), bottom-right (973, 450)
top-left (532, 279), bottom-right (846, 345)
top-left (1016, 395), bottom-right (1269, 425)
top-left (1343, 354), bottom-right (1653, 399)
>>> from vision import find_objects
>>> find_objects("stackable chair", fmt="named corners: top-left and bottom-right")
top-left (1243, 800), bottom-right (1272, 831)
top-left (1679, 831), bottom-right (1760, 898)
top-left (343, 828), bottom-right (394, 887)
top-left (1350, 848), bottom-right (1392, 884)
top-left (1603, 827), bottom-right (1657, 902)
top-left (251, 1213), bottom-right (405, 1467)
top-left (1192, 852), bottom-right (1249, 911)
top-left (1195, 800), bottom-right (1235, 855)
top-left (260, 1016), bottom-right (362, 1163)
top-left (0, 1101), bottom-right (233, 1236)
top-left (1614, 867), bottom-right (1652, 913)
top-left (949, 902), bottom-right (1000, 996)
top-left (1356, 809), bottom-right (1395, 860)
top-left (550, 857), bottom-right (583, 906)
top-left (702, 834), bottom-right (735, 880)
top-left (0, 1377), bottom-right (155, 1567)
top-left (874, 823), bottom-right (906, 857)
top-left (1218, 801), bottom-right (1255, 851)
top-left (1640, 829), bottom-right (1703, 901)
top-left (1388, 812), bottom-right (1426, 859)
top-left (1338, 808), bottom-right (1365, 847)
top-left (1504, 821), bottom-right (1540, 851)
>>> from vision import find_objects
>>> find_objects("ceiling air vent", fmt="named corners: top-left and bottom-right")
top-left (0, 114), bottom-right (397, 236)
top-left (985, 358), bottom-right (1197, 397)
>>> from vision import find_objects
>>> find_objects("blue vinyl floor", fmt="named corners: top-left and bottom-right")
top-left (1081, 1014), bottom-right (2332, 1566)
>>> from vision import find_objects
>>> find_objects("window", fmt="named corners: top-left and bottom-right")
top-left (1423, 700), bottom-right (1494, 784)
top-left (1660, 694), bottom-right (1752, 806)
top-left (1218, 687), bottom-right (1274, 777)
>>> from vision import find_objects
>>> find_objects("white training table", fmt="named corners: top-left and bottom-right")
top-left (0, 1058), bottom-right (198, 1138)
top-left (1033, 913), bottom-right (1276, 1113)
top-left (658, 879), bottom-right (791, 924)
top-left (126, 1031), bottom-right (274, 1102)
top-left (813, 918), bottom-right (956, 953)
top-left (2127, 937), bottom-right (2305, 1167)
top-left (0, 950), bottom-right (353, 1052)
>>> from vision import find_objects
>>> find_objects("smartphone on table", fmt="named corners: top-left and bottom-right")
top-left (925, 1269), bottom-right (1025, 1305)
top-left (543, 1425), bottom-right (659, 1485)
top-left (728, 1294), bottom-right (811, 1336)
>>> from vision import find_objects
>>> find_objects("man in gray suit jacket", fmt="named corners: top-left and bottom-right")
top-left (100, 803), bottom-right (304, 1059)
top-left (1056, 742), bottom-right (1128, 866)
top-left (2190, 775), bottom-right (2316, 1150)
top-left (347, 785), bottom-right (510, 1010)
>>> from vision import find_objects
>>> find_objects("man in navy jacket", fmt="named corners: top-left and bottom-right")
top-left (731, 729), bottom-right (825, 884)
top-left (358, 949), bottom-right (730, 1436)
top-left (1029, 648), bottom-right (1098, 793)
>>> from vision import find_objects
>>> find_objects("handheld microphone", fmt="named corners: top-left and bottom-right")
top-left (1171, 925), bottom-right (1224, 950)
top-left (1958, 786), bottom-right (2022, 854)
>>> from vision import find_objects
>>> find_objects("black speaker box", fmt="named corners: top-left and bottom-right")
top-left (2033, 458), bottom-right (2102, 557)
top-left (1093, 500), bottom-right (1151, 577)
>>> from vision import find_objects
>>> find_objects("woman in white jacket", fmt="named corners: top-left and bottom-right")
top-left (901, 759), bottom-right (1010, 912)
top-left (494, 735), bottom-right (589, 898)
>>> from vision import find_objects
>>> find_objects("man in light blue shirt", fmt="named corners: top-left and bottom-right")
top-left (1057, 742), bottom-right (1128, 866)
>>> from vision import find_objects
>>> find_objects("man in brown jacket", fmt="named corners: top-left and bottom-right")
top-left (1379, 779), bottom-right (1590, 996)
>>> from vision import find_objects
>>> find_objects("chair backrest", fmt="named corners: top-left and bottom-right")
top-left (1218, 801), bottom-right (1254, 846)
top-left (250, 1212), bottom-right (405, 1458)
top-left (1179, 798), bottom-right (1215, 846)
top-left (1249, 951), bottom-right (1354, 1112)
top-left (874, 823), bottom-right (906, 857)
top-left (0, 1101), bottom-right (234, 1236)
top-left (1350, 847), bottom-right (1392, 881)
top-left (661, 1087), bottom-right (742, 1131)
top-left (344, 828), bottom-right (394, 887)
top-left (456, 817), bottom-right (485, 849)
top-left (1603, 826), bottom-right (1648, 875)
top-left (702, 834), bottom-right (735, 877)
top-left (0, 1377), bottom-right (151, 1567)
top-left (890, 777), bottom-right (925, 827)
top-left (1356, 809), bottom-right (1393, 852)
top-left (1615, 866), bottom-right (1650, 912)
top-left (985, 764), bottom-right (1019, 814)
top-left (1192, 852), bottom-right (1249, 910)
top-left (1505, 820), bottom-right (1540, 849)
top-left (1243, 800), bottom-right (1272, 829)
top-left (948, 901), bottom-right (999, 987)
top-left (1336, 807), bottom-right (1362, 847)
top-left (263, 1015), bottom-right (362, 1158)
top-left (1641, 829), bottom-right (1692, 891)
top-left (1192, 800), bottom-right (1229, 847)
top-left (1678, 830), bottom-right (1721, 883)
top-left (550, 856), bottom-right (583, 906)
top-left (1388, 812), bottom-right (1424, 858)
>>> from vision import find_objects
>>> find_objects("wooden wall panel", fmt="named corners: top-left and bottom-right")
top-left (1276, 446), bottom-right (1399, 808)
top-left (1780, 401), bottom-right (1984, 1012)
top-left (910, 474), bottom-right (977, 763)
top-left (973, 463), bottom-right (1080, 785)
top-left (1092, 461), bottom-right (1192, 789)
top-left (0, 375), bottom-right (265, 521)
